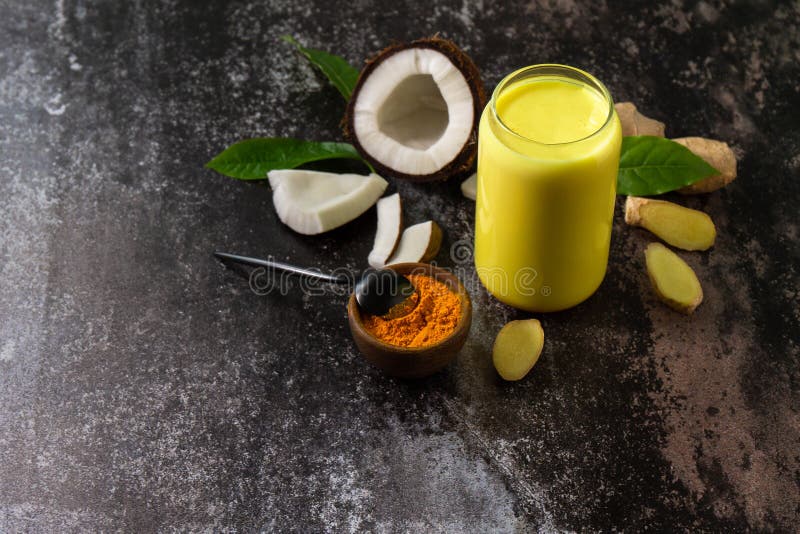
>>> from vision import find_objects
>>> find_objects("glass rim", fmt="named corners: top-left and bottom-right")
top-left (490, 64), bottom-right (615, 147)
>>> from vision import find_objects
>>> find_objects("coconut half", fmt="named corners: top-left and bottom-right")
top-left (386, 221), bottom-right (443, 265)
top-left (345, 37), bottom-right (486, 182)
top-left (368, 193), bottom-right (403, 268)
top-left (268, 169), bottom-right (387, 235)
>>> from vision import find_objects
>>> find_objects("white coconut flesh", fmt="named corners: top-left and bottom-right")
top-left (368, 193), bottom-right (403, 269)
top-left (268, 169), bottom-right (387, 235)
top-left (386, 221), bottom-right (442, 265)
top-left (460, 172), bottom-right (477, 200)
top-left (353, 48), bottom-right (475, 176)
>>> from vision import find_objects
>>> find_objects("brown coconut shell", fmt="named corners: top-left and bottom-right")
top-left (343, 37), bottom-right (487, 183)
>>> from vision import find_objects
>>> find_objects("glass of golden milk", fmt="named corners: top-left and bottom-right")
top-left (474, 64), bottom-right (622, 312)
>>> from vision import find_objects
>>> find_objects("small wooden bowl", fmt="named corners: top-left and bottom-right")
top-left (347, 262), bottom-right (472, 378)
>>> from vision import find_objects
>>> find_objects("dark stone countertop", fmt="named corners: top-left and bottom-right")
top-left (1, 1), bottom-right (798, 531)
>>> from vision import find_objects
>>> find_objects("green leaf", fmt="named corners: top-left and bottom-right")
top-left (618, 136), bottom-right (720, 196)
top-left (281, 35), bottom-right (359, 100)
top-left (206, 138), bottom-right (366, 180)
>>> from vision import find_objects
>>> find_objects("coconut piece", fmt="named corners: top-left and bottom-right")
top-left (267, 169), bottom-right (387, 235)
top-left (386, 221), bottom-right (443, 265)
top-left (460, 172), bottom-right (477, 200)
top-left (367, 193), bottom-right (403, 268)
top-left (615, 102), bottom-right (666, 137)
top-left (344, 37), bottom-right (486, 182)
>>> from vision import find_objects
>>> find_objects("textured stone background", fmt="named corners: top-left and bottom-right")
top-left (1, 0), bottom-right (798, 531)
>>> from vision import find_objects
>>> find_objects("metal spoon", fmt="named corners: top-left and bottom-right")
top-left (213, 251), bottom-right (418, 317)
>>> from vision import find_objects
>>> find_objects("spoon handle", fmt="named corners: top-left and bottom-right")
top-left (213, 252), bottom-right (349, 284)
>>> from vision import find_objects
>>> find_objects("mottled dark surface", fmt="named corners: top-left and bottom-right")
top-left (1, 0), bottom-right (798, 531)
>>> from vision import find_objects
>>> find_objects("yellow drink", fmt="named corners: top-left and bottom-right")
top-left (474, 65), bottom-right (621, 312)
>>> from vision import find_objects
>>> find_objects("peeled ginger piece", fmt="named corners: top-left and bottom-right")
top-left (645, 242), bottom-right (703, 314)
top-left (492, 319), bottom-right (544, 381)
top-left (625, 196), bottom-right (716, 251)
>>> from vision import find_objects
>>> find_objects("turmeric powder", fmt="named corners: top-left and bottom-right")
top-left (362, 273), bottom-right (461, 347)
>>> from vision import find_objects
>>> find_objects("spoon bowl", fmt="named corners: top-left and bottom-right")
top-left (354, 268), bottom-right (417, 316)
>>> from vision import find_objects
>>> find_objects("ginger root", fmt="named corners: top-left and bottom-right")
top-left (615, 102), bottom-right (666, 137)
top-left (625, 196), bottom-right (716, 251)
top-left (645, 242), bottom-right (703, 314)
top-left (493, 319), bottom-right (544, 381)
top-left (673, 137), bottom-right (737, 194)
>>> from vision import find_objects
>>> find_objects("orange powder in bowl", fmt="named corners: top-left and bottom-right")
top-left (361, 273), bottom-right (461, 348)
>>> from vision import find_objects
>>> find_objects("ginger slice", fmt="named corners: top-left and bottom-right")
top-left (645, 242), bottom-right (703, 314)
top-left (625, 196), bottom-right (716, 251)
top-left (673, 137), bottom-right (737, 194)
top-left (492, 319), bottom-right (544, 381)
top-left (615, 102), bottom-right (666, 137)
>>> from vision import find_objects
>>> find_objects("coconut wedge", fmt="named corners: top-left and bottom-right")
top-left (368, 193), bottom-right (403, 268)
top-left (460, 172), bottom-right (477, 200)
top-left (267, 169), bottom-right (387, 235)
top-left (386, 221), bottom-right (443, 265)
top-left (344, 37), bottom-right (486, 182)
